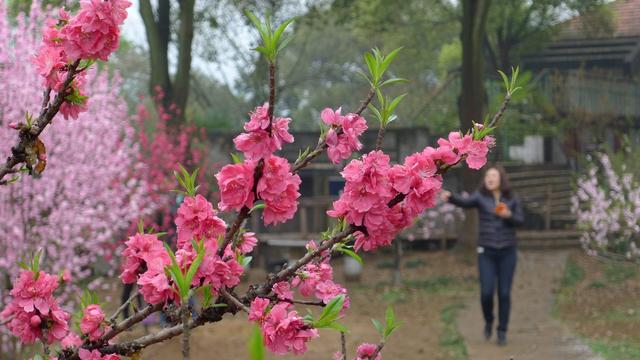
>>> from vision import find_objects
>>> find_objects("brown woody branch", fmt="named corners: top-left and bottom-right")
top-left (0, 60), bottom-right (81, 185)
top-left (292, 87), bottom-right (376, 174)
top-left (107, 290), bottom-right (139, 325)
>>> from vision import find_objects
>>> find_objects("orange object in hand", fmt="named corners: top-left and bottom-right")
top-left (495, 202), bottom-right (508, 215)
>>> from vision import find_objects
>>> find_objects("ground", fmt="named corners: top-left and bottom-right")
top-left (12, 248), bottom-right (638, 359)
top-left (124, 249), bottom-right (477, 360)
top-left (555, 252), bottom-right (640, 360)
top-left (459, 250), bottom-right (601, 360)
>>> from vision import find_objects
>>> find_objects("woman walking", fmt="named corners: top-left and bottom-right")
top-left (441, 165), bottom-right (523, 346)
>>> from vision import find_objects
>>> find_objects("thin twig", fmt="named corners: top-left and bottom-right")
top-left (340, 332), bottom-right (347, 360)
top-left (488, 93), bottom-right (511, 129)
top-left (98, 303), bottom-right (163, 344)
top-left (41, 327), bottom-right (50, 356)
top-left (267, 226), bottom-right (356, 288)
top-left (181, 303), bottom-right (190, 360)
top-left (292, 87), bottom-right (376, 174)
top-left (289, 299), bottom-right (326, 307)
top-left (375, 126), bottom-right (386, 151)
top-left (0, 60), bottom-right (81, 185)
top-left (368, 342), bottom-right (385, 359)
top-left (0, 315), bottom-right (14, 326)
top-left (355, 88), bottom-right (375, 115)
top-left (108, 290), bottom-right (139, 325)
top-left (217, 159), bottom-right (264, 257)
top-left (220, 288), bottom-right (250, 313)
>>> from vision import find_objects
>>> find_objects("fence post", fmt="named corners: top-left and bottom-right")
top-left (545, 183), bottom-right (552, 230)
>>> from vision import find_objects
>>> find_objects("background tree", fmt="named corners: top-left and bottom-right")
top-left (0, 0), bottom-right (153, 311)
top-left (139, 0), bottom-right (196, 122)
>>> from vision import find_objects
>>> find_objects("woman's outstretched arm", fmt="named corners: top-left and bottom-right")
top-left (443, 191), bottom-right (480, 209)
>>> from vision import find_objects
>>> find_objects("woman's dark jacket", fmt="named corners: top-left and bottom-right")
top-left (448, 191), bottom-right (524, 249)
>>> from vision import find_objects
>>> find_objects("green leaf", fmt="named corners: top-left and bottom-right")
top-left (173, 164), bottom-right (200, 197)
top-left (384, 306), bottom-right (400, 339)
top-left (336, 247), bottom-right (363, 265)
top-left (277, 35), bottom-right (293, 53)
top-left (273, 17), bottom-right (295, 46)
top-left (137, 219), bottom-right (145, 234)
top-left (65, 87), bottom-right (88, 105)
top-left (364, 52), bottom-right (377, 81)
top-left (326, 322), bottom-right (348, 332)
top-left (296, 146), bottom-right (311, 163)
top-left (240, 256), bottom-right (253, 268)
top-left (248, 325), bottom-right (265, 360)
top-left (249, 203), bottom-right (266, 214)
top-left (372, 318), bottom-right (384, 337)
top-left (388, 93), bottom-right (407, 114)
top-left (313, 295), bottom-right (345, 329)
top-left (367, 104), bottom-right (382, 123)
top-left (380, 77), bottom-right (408, 88)
top-left (497, 70), bottom-right (509, 93)
top-left (231, 153), bottom-right (244, 164)
top-left (200, 285), bottom-right (213, 308)
top-left (379, 47), bottom-right (403, 77)
top-left (183, 240), bottom-right (206, 299)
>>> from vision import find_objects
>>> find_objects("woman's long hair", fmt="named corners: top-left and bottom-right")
top-left (478, 164), bottom-right (512, 199)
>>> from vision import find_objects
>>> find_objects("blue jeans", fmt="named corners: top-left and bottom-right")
top-left (478, 246), bottom-right (517, 332)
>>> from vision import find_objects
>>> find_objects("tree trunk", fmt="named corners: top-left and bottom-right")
top-left (173, 0), bottom-right (196, 123)
top-left (458, 0), bottom-right (491, 252)
top-left (139, 0), bottom-right (172, 102)
top-left (139, 0), bottom-right (196, 124)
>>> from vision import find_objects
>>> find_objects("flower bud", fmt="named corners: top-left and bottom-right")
top-left (30, 315), bottom-right (41, 327)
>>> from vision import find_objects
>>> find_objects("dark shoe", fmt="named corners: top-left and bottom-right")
top-left (484, 324), bottom-right (492, 341)
top-left (497, 330), bottom-right (507, 346)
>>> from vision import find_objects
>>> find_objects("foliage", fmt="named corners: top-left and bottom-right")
top-left (439, 302), bottom-right (468, 360)
top-left (0, 7), bottom-right (517, 360)
top-left (561, 258), bottom-right (585, 288)
top-left (572, 149), bottom-right (640, 263)
top-left (0, 0), bottom-right (151, 300)
top-left (587, 339), bottom-right (640, 360)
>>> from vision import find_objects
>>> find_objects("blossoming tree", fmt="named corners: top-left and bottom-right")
top-left (0, 4), bottom-right (520, 360)
top-left (0, 0), bottom-right (154, 354)
top-left (572, 151), bottom-right (640, 263)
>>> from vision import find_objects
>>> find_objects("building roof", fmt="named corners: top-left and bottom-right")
top-left (525, 0), bottom-right (640, 73)
top-left (560, 0), bottom-right (640, 39)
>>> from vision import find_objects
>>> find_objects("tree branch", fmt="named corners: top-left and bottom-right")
top-left (0, 60), bottom-right (81, 185)
top-left (173, 0), bottom-right (195, 118)
top-left (108, 290), bottom-right (138, 325)
top-left (292, 87), bottom-right (376, 174)
top-left (220, 288), bottom-right (250, 313)
top-left (355, 88), bottom-right (375, 116)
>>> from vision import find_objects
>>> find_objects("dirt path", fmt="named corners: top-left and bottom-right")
top-left (458, 250), bottom-right (603, 360)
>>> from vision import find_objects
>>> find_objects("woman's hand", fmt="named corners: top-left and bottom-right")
top-left (495, 204), bottom-right (512, 218)
top-left (440, 190), bottom-right (452, 202)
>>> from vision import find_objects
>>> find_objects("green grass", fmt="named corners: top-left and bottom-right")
top-left (561, 258), bottom-right (585, 288)
top-left (439, 302), bottom-right (468, 360)
top-left (553, 256), bottom-right (585, 318)
top-left (403, 276), bottom-right (456, 293)
top-left (587, 280), bottom-right (607, 289)
top-left (380, 288), bottom-right (408, 304)
top-left (603, 263), bottom-right (637, 284)
top-left (405, 258), bottom-right (427, 269)
top-left (604, 302), bottom-right (640, 322)
top-left (588, 339), bottom-right (640, 360)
